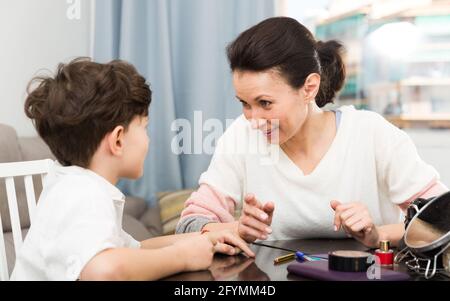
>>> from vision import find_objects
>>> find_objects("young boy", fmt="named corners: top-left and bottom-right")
top-left (11, 58), bottom-right (254, 281)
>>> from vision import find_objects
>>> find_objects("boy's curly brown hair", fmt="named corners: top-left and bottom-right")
top-left (24, 57), bottom-right (151, 167)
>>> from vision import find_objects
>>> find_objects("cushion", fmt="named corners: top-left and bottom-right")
top-left (139, 203), bottom-right (163, 237)
top-left (18, 137), bottom-right (54, 161)
top-left (122, 214), bottom-right (152, 242)
top-left (123, 196), bottom-right (148, 219)
top-left (157, 189), bottom-right (194, 235)
top-left (0, 124), bottom-right (22, 163)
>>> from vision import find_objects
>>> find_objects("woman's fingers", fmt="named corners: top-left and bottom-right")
top-left (243, 203), bottom-right (270, 223)
top-left (332, 202), bottom-right (374, 235)
top-left (263, 201), bottom-right (275, 214)
top-left (262, 201), bottom-right (275, 224)
top-left (343, 210), bottom-right (367, 228)
top-left (240, 194), bottom-right (274, 242)
top-left (244, 194), bottom-right (274, 224)
top-left (240, 215), bottom-right (272, 237)
top-left (340, 207), bottom-right (359, 221)
top-left (331, 200), bottom-right (348, 230)
top-left (214, 242), bottom-right (236, 255)
top-left (330, 200), bottom-right (341, 211)
top-left (330, 200), bottom-right (343, 230)
top-left (341, 209), bottom-right (363, 228)
top-left (244, 193), bottom-right (260, 207)
top-left (239, 224), bottom-right (265, 242)
top-left (332, 201), bottom-right (369, 232)
top-left (349, 219), bottom-right (369, 233)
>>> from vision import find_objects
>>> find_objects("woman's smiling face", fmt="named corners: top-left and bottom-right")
top-left (233, 69), bottom-right (316, 145)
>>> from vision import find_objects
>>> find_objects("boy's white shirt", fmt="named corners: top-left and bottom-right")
top-left (10, 163), bottom-right (140, 281)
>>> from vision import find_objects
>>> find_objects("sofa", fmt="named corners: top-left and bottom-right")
top-left (0, 123), bottom-right (193, 276)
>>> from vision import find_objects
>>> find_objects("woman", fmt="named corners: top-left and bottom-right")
top-left (176, 17), bottom-right (447, 248)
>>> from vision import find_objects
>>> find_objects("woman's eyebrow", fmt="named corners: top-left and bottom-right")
top-left (236, 95), bottom-right (272, 102)
top-left (255, 94), bottom-right (273, 101)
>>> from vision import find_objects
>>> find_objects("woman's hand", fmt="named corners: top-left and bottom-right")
top-left (206, 229), bottom-right (255, 258)
top-left (238, 194), bottom-right (275, 243)
top-left (330, 200), bottom-right (380, 248)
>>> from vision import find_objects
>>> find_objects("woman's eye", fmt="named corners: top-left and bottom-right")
top-left (240, 101), bottom-right (250, 109)
top-left (260, 100), bottom-right (271, 108)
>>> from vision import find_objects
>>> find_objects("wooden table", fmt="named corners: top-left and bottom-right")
top-left (163, 239), bottom-right (450, 281)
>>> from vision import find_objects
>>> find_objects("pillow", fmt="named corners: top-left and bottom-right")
top-left (157, 189), bottom-right (194, 235)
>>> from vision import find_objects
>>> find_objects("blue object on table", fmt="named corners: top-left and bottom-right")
top-left (296, 251), bottom-right (327, 262)
top-left (295, 251), bottom-right (306, 262)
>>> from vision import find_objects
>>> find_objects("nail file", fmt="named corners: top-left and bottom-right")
top-left (252, 242), bottom-right (328, 260)
top-left (252, 242), bottom-right (295, 253)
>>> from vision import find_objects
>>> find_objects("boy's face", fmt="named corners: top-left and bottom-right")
top-left (121, 115), bottom-right (150, 179)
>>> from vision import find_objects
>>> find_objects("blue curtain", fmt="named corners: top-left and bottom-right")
top-left (93, 0), bottom-right (275, 205)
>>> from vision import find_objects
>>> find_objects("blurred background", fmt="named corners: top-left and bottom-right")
top-left (1, 0), bottom-right (450, 205)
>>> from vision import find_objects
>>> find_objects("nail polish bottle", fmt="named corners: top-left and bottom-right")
top-left (375, 240), bottom-right (394, 266)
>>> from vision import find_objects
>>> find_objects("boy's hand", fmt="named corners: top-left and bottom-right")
top-left (330, 200), bottom-right (380, 248)
top-left (238, 194), bottom-right (274, 242)
top-left (173, 235), bottom-right (216, 272)
top-left (174, 229), bottom-right (255, 272)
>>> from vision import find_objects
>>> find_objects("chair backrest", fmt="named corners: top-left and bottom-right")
top-left (0, 159), bottom-right (54, 281)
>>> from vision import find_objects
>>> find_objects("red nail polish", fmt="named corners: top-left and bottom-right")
top-left (375, 240), bottom-right (394, 266)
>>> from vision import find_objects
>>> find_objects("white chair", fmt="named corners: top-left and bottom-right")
top-left (0, 159), bottom-right (54, 280)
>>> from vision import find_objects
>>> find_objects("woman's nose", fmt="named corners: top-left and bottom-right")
top-left (250, 118), bottom-right (267, 130)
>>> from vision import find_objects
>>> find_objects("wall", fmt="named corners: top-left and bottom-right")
top-left (0, 0), bottom-right (92, 136)
top-left (405, 129), bottom-right (450, 187)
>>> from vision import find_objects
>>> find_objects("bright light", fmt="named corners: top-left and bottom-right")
top-left (367, 22), bottom-right (422, 60)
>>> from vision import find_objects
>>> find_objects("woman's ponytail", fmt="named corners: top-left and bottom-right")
top-left (315, 40), bottom-right (346, 107)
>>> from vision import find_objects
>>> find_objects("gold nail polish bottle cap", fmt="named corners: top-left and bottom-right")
top-left (380, 240), bottom-right (390, 252)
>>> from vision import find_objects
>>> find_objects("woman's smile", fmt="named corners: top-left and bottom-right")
top-left (261, 126), bottom-right (280, 141)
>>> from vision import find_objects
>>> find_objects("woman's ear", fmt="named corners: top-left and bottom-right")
top-left (107, 125), bottom-right (125, 156)
top-left (302, 73), bottom-right (321, 103)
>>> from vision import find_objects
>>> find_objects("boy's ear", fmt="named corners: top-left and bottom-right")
top-left (302, 73), bottom-right (321, 103)
top-left (107, 125), bottom-right (125, 156)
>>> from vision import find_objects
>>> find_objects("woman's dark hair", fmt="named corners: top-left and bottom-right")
top-left (24, 57), bottom-right (151, 167)
top-left (227, 17), bottom-right (346, 107)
